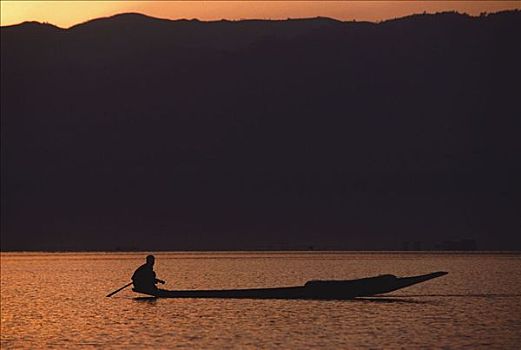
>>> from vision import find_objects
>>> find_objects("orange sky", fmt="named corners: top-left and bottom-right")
top-left (1, 1), bottom-right (520, 28)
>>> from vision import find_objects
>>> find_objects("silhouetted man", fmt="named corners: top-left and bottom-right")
top-left (132, 255), bottom-right (165, 294)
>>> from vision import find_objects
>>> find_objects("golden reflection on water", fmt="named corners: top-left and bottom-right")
top-left (1, 252), bottom-right (521, 349)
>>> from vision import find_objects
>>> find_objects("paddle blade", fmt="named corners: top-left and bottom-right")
top-left (106, 282), bottom-right (133, 297)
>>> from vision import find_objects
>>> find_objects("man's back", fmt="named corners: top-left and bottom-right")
top-left (132, 263), bottom-right (157, 291)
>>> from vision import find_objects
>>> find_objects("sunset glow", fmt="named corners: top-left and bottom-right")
top-left (1, 1), bottom-right (520, 28)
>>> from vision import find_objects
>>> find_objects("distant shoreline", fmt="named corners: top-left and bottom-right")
top-left (1, 250), bottom-right (520, 254)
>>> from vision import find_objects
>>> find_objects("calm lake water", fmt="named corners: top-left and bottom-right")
top-left (1, 252), bottom-right (520, 349)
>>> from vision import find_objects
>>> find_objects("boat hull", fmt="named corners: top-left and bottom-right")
top-left (134, 271), bottom-right (447, 300)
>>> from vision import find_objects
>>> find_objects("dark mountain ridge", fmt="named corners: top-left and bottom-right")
top-left (1, 11), bottom-right (520, 250)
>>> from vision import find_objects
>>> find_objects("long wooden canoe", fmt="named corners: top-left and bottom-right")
top-left (133, 271), bottom-right (448, 300)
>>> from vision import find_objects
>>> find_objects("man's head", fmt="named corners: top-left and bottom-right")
top-left (146, 255), bottom-right (155, 266)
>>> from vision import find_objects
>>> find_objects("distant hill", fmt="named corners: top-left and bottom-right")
top-left (1, 11), bottom-right (520, 251)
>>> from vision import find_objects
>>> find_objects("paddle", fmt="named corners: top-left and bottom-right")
top-left (106, 282), bottom-right (133, 297)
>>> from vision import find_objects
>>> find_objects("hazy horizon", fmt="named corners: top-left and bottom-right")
top-left (2, 9), bottom-right (521, 30)
top-left (1, 1), bottom-right (520, 28)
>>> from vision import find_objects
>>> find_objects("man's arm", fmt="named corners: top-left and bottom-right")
top-left (152, 271), bottom-right (165, 284)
